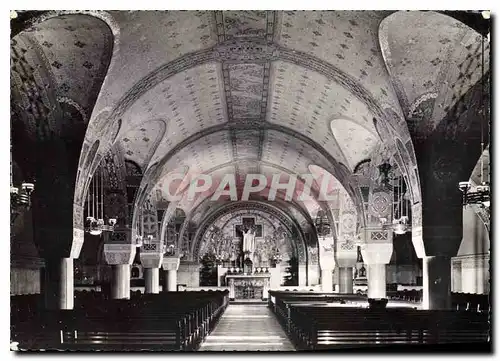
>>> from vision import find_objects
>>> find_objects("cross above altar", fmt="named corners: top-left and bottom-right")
top-left (235, 217), bottom-right (263, 238)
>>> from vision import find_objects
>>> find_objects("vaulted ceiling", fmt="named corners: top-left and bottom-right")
top-left (11, 10), bottom-right (490, 226)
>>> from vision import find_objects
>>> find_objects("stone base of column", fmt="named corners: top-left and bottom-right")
top-left (367, 264), bottom-right (387, 299)
top-left (111, 264), bottom-right (130, 299)
top-left (43, 258), bottom-right (74, 310)
top-left (423, 256), bottom-right (451, 309)
top-left (164, 269), bottom-right (177, 292)
top-left (144, 268), bottom-right (160, 294)
top-left (338, 267), bottom-right (353, 294)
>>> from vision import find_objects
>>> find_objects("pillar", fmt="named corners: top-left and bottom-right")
top-left (164, 269), bottom-right (177, 292)
top-left (367, 264), bottom-right (386, 299)
top-left (144, 268), bottom-right (160, 294)
top-left (338, 267), bottom-right (354, 293)
top-left (298, 264), bottom-right (307, 286)
top-left (452, 258), bottom-right (462, 293)
top-left (360, 233), bottom-right (393, 302)
top-left (422, 256), bottom-right (451, 309)
top-left (162, 256), bottom-right (180, 292)
top-left (111, 264), bottom-right (130, 299)
top-left (43, 258), bottom-right (74, 310)
top-left (320, 269), bottom-right (333, 292)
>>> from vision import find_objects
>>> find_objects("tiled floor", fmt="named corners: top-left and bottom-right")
top-left (198, 304), bottom-right (295, 351)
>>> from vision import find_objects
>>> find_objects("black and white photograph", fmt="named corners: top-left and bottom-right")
top-left (8, 7), bottom-right (492, 353)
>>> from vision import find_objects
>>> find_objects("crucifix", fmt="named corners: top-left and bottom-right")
top-left (235, 217), bottom-right (263, 238)
top-left (235, 217), bottom-right (263, 268)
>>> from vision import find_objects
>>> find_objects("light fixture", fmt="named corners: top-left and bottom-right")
top-left (10, 146), bottom-right (35, 225)
top-left (377, 160), bottom-right (392, 188)
top-left (481, 10), bottom-right (490, 19)
top-left (458, 29), bottom-right (490, 210)
top-left (164, 244), bottom-right (176, 256)
top-left (84, 163), bottom-right (117, 235)
top-left (391, 174), bottom-right (411, 235)
top-left (392, 216), bottom-right (410, 235)
top-left (377, 165), bottom-right (411, 235)
top-left (135, 234), bottom-right (143, 247)
top-left (271, 247), bottom-right (283, 265)
top-left (11, 182), bottom-right (35, 225)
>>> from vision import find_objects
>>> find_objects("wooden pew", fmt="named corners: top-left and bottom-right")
top-left (268, 291), bottom-right (490, 350)
top-left (11, 291), bottom-right (229, 351)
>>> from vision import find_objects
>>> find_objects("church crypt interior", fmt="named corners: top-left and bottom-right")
top-left (10, 10), bottom-right (491, 352)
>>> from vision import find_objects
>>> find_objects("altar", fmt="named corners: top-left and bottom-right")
top-left (226, 272), bottom-right (271, 301)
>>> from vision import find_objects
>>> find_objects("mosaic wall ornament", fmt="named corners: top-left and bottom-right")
top-left (369, 191), bottom-right (391, 218)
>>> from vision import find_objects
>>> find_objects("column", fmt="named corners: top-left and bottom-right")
top-left (162, 256), bottom-right (180, 292)
top-left (43, 258), bottom-right (74, 310)
top-left (164, 269), bottom-right (177, 292)
top-left (422, 255), bottom-right (451, 309)
top-left (298, 264), bottom-right (307, 286)
top-left (452, 258), bottom-right (462, 293)
top-left (144, 268), bottom-right (160, 294)
top-left (103, 236), bottom-right (136, 299)
top-left (367, 264), bottom-right (386, 299)
top-left (338, 267), bottom-right (354, 293)
top-left (360, 231), bottom-right (393, 303)
top-left (320, 268), bottom-right (333, 292)
top-left (111, 264), bottom-right (130, 299)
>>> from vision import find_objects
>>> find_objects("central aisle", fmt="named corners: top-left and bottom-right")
top-left (198, 304), bottom-right (295, 351)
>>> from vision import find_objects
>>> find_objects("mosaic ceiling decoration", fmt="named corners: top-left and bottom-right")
top-left (25, 14), bottom-right (113, 116)
top-left (380, 10), bottom-right (490, 134)
top-left (13, 11), bottom-right (488, 236)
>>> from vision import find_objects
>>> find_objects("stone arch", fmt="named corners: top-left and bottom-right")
top-left (191, 201), bottom-right (309, 266)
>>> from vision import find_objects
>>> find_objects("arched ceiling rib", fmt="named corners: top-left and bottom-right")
top-left (79, 11), bottom-right (411, 181)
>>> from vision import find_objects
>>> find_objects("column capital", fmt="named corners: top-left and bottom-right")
top-left (140, 242), bottom-right (164, 268)
top-left (360, 242), bottom-right (393, 265)
top-left (104, 243), bottom-right (136, 265)
top-left (335, 235), bottom-right (358, 268)
top-left (162, 256), bottom-right (180, 271)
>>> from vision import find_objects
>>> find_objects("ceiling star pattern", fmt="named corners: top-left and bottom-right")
top-left (25, 14), bottom-right (113, 116)
top-left (12, 11), bottom-right (488, 248)
top-left (276, 11), bottom-right (402, 116)
top-left (93, 10), bottom-right (216, 115)
top-left (120, 119), bottom-right (166, 169)
top-left (379, 11), bottom-right (490, 134)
